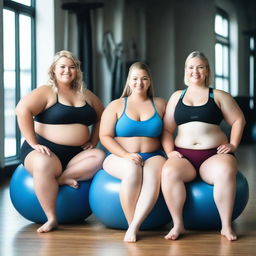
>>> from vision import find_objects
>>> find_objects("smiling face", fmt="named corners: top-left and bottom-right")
top-left (185, 57), bottom-right (209, 87)
top-left (53, 57), bottom-right (77, 86)
top-left (128, 68), bottom-right (151, 95)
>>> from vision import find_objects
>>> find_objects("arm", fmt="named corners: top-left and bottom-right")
top-left (161, 91), bottom-right (183, 158)
top-left (84, 90), bottom-right (104, 148)
top-left (99, 99), bottom-right (129, 157)
top-left (215, 90), bottom-right (246, 153)
top-left (15, 85), bottom-right (52, 155)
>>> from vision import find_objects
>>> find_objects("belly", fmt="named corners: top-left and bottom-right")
top-left (175, 122), bottom-right (229, 149)
top-left (35, 122), bottom-right (90, 146)
top-left (115, 137), bottom-right (161, 153)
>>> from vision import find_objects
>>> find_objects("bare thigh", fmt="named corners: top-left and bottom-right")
top-left (162, 156), bottom-right (197, 182)
top-left (24, 150), bottom-right (62, 177)
top-left (65, 148), bottom-right (105, 168)
top-left (199, 154), bottom-right (237, 184)
top-left (103, 154), bottom-right (141, 180)
top-left (143, 155), bottom-right (166, 176)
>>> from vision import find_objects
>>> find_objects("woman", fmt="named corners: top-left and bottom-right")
top-left (161, 51), bottom-right (246, 241)
top-left (15, 50), bottom-right (105, 233)
top-left (99, 62), bottom-right (166, 242)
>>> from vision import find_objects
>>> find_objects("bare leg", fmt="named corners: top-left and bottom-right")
top-left (103, 154), bottom-right (142, 226)
top-left (25, 151), bottom-right (62, 233)
top-left (200, 154), bottom-right (237, 241)
top-left (161, 157), bottom-right (196, 240)
top-left (57, 148), bottom-right (105, 188)
top-left (124, 156), bottom-right (166, 242)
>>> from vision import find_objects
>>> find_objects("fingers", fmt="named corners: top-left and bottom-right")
top-left (81, 142), bottom-right (94, 150)
top-left (125, 153), bottom-right (144, 166)
top-left (167, 151), bottom-right (183, 158)
top-left (33, 144), bottom-right (51, 156)
top-left (217, 144), bottom-right (235, 154)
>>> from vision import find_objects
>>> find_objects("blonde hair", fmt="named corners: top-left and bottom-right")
top-left (121, 62), bottom-right (154, 98)
top-left (184, 51), bottom-right (212, 87)
top-left (48, 50), bottom-right (85, 93)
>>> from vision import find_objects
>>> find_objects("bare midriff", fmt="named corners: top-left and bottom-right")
top-left (115, 137), bottom-right (161, 153)
top-left (35, 122), bottom-right (90, 146)
top-left (175, 122), bottom-right (228, 149)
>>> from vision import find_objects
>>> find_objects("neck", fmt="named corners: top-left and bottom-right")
top-left (129, 92), bottom-right (149, 102)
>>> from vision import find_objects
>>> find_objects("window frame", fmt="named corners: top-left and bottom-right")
top-left (3, 0), bottom-right (36, 165)
top-left (215, 7), bottom-right (230, 92)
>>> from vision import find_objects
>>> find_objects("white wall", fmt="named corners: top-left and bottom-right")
top-left (36, 0), bottom-right (55, 86)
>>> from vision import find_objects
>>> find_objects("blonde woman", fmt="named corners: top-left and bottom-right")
top-left (100, 62), bottom-right (166, 242)
top-left (16, 50), bottom-right (105, 233)
top-left (161, 51), bottom-right (245, 241)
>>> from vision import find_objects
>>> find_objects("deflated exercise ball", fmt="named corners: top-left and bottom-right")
top-left (89, 169), bottom-right (171, 230)
top-left (183, 171), bottom-right (249, 230)
top-left (9, 164), bottom-right (92, 224)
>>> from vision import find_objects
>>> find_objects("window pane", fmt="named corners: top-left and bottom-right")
top-left (215, 14), bottom-right (228, 38)
top-left (250, 37), bottom-right (254, 51)
top-left (20, 15), bottom-right (32, 98)
top-left (215, 77), bottom-right (223, 90)
top-left (222, 18), bottom-right (228, 38)
top-left (223, 78), bottom-right (229, 92)
top-left (215, 43), bottom-right (223, 76)
top-left (215, 15), bottom-right (222, 35)
top-left (3, 9), bottom-right (16, 157)
top-left (223, 46), bottom-right (229, 77)
top-left (11, 0), bottom-right (31, 6)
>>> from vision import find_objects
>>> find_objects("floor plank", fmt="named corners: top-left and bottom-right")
top-left (0, 144), bottom-right (256, 256)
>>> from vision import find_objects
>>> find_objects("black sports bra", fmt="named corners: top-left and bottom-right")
top-left (174, 88), bottom-right (223, 125)
top-left (34, 95), bottom-right (97, 126)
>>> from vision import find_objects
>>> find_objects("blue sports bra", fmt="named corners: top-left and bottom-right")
top-left (174, 88), bottom-right (223, 125)
top-left (115, 97), bottom-right (163, 137)
top-left (34, 95), bottom-right (97, 126)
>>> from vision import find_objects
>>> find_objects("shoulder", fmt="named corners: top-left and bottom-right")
top-left (153, 97), bottom-right (167, 106)
top-left (106, 98), bottom-right (125, 110)
top-left (84, 89), bottom-right (103, 108)
top-left (168, 90), bottom-right (183, 104)
top-left (212, 88), bottom-right (238, 108)
top-left (212, 88), bottom-right (230, 97)
top-left (152, 97), bottom-right (167, 111)
top-left (212, 88), bottom-right (234, 102)
top-left (23, 85), bottom-right (55, 101)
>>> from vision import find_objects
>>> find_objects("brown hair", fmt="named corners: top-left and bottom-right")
top-left (121, 62), bottom-right (154, 97)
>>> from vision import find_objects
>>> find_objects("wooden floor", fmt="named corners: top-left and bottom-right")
top-left (0, 144), bottom-right (256, 256)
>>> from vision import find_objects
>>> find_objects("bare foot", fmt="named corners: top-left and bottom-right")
top-left (37, 219), bottom-right (58, 233)
top-left (58, 177), bottom-right (79, 188)
top-left (124, 225), bottom-right (138, 243)
top-left (221, 227), bottom-right (237, 241)
top-left (165, 226), bottom-right (185, 240)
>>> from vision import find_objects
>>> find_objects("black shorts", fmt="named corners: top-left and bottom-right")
top-left (20, 134), bottom-right (83, 169)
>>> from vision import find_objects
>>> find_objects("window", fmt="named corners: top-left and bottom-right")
top-left (249, 36), bottom-right (255, 109)
top-left (215, 8), bottom-right (230, 92)
top-left (3, 0), bottom-right (35, 162)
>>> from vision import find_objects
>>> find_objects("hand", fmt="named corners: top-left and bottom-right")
top-left (81, 141), bottom-right (95, 150)
top-left (124, 152), bottom-right (144, 166)
top-left (217, 143), bottom-right (236, 154)
top-left (32, 144), bottom-right (51, 156)
top-left (167, 150), bottom-right (183, 158)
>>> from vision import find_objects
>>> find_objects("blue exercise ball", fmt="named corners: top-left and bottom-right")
top-left (89, 169), bottom-right (171, 230)
top-left (183, 171), bottom-right (249, 230)
top-left (9, 164), bottom-right (92, 224)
